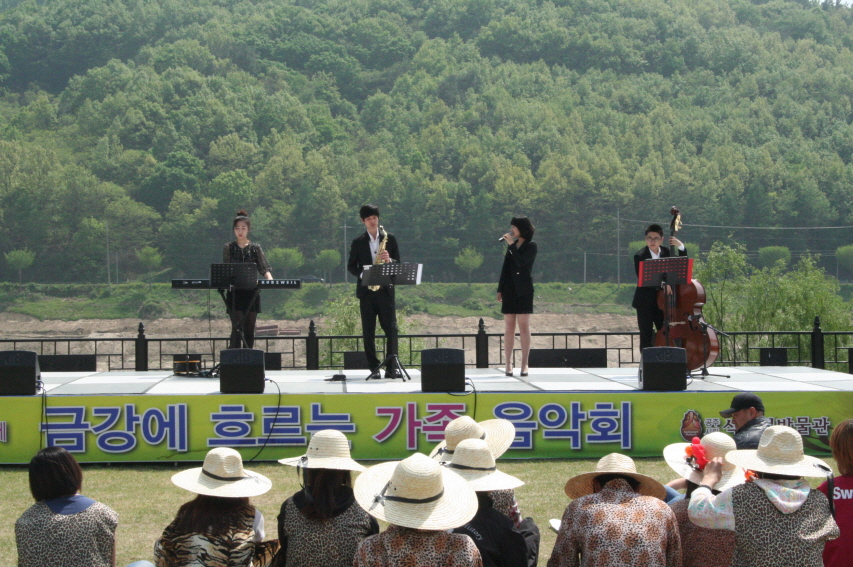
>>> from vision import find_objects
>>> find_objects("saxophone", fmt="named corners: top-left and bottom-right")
top-left (369, 226), bottom-right (389, 292)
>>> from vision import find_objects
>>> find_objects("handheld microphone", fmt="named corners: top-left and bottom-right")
top-left (497, 236), bottom-right (506, 242)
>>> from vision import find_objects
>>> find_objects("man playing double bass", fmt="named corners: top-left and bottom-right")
top-left (632, 223), bottom-right (686, 351)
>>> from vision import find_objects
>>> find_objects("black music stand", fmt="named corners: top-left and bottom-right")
top-left (211, 263), bottom-right (259, 349)
top-left (638, 256), bottom-right (692, 347)
top-left (360, 262), bottom-right (423, 381)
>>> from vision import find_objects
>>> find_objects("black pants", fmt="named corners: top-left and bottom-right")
top-left (359, 289), bottom-right (397, 370)
top-left (636, 302), bottom-right (664, 351)
top-left (229, 310), bottom-right (258, 349)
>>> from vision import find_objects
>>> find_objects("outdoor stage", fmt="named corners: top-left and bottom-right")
top-left (1, 366), bottom-right (851, 464)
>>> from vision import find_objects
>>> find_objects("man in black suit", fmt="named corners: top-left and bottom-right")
top-left (632, 223), bottom-right (686, 351)
top-left (347, 204), bottom-right (401, 378)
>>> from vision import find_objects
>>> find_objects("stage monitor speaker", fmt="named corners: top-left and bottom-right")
top-left (172, 354), bottom-right (202, 375)
top-left (760, 347), bottom-right (788, 366)
top-left (421, 348), bottom-right (465, 392)
top-left (529, 348), bottom-right (608, 368)
top-left (264, 352), bottom-right (282, 371)
top-left (219, 349), bottom-right (265, 394)
top-left (38, 354), bottom-right (96, 372)
top-left (0, 350), bottom-right (40, 395)
top-left (344, 351), bottom-right (372, 370)
top-left (639, 347), bottom-right (687, 391)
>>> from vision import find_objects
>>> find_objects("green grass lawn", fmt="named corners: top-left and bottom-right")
top-left (0, 456), bottom-right (837, 566)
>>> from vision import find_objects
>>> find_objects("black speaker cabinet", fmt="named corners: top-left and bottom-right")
top-left (0, 350), bottom-right (40, 395)
top-left (760, 347), bottom-right (788, 366)
top-left (421, 348), bottom-right (465, 392)
top-left (344, 351), bottom-right (372, 370)
top-left (529, 348), bottom-right (608, 368)
top-left (38, 354), bottom-right (97, 372)
top-left (219, 349), bottom-right (265, 394)
top-left (639, 347), bottom-right (687, 391)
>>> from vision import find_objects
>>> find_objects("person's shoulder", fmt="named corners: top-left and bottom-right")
top-left (89, 501), bottom-right (119, 524)
top-left (634, 247), bottom-right (648, 258)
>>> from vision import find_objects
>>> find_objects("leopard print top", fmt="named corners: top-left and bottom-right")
top-left (274, 494), bottom-right (378, 567)
top-left (730, 481), bottom-right (839, 567)
top-left (669, 499), bottom-right (735, 567)
top-left (547, 479), bottom-right (681, 567)
top-left (154, 506), bottom-right (279, 567)
top-left (15, 500), bottom-right (118, 567)
top-left (354, 524), bottom-right (483, 567)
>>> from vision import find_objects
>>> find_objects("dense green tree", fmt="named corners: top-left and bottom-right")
top-left (4, 248), bottom-right (34, 283)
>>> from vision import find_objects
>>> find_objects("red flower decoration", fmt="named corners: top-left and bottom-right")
top-left (690, 437), bottom-right (708, 470)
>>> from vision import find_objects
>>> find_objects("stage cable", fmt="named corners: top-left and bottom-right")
top-left (447, 376), bottom-right (478, 420)
top-left (245, 378), bottom-right (282, 464)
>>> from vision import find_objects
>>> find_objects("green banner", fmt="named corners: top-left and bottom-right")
top-left (0, 391), bottom-right (847, 463)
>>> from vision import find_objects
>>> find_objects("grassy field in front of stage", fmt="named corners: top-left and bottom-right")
top-left (0, 456), bottom-right (838, 566)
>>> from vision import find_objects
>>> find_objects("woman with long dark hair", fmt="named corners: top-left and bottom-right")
top-left (154, 448), bottom-right (279, 567)
top-left (497, 216), bottom-right (537, 376)
top-left (15, 447), bottom-right (118, 567)
top-left (275, 430), bottom-right (378, 567)
top-left (223, 209), bottom-right (273, 348)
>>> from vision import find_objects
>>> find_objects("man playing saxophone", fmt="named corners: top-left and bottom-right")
top-left (347, 204), bottom-right (401, 379)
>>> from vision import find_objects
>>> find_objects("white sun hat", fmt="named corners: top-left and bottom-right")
top-left (725, 425), bottom-right (831, 478)
top-left (354, 453), bottom-right (478, 531)
top-left (564, 453), bottom-right (666, 500)
top-left (278, 429), bottom-right (365, 472)
top-left (171, 447), bottom-right (272, 498)
top-left (444, 438), bottom-right (524, 492)
top-left (429, 416), bottom-right (515, 462)
top-left (663, 432), bottom-right (745, 492)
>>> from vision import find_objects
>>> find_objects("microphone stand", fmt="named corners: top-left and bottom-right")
top-left (690, 316), bottom-right (730, 379)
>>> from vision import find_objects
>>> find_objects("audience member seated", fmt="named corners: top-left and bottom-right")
top-left (273, 430), bottom-right (378, 567)
top-left (719, 392), bottom-right (772, 449)
top-left (689, 425), bottom-right (839, 567)
top-left (353, 452), bottom-right (483, 567)
top-left (819, 418), bottom-right (853, 567)
top-left (431, 416), bottom-right (521, 525)
top-left (663, 432), bottom-right (743, 567)
top-left (15, 446), bottom-right (119, 567)
top-left (154, 447), bottom-right (279, 567)
top-left (448, 439), bottom-right (540, 567)
top-left (547, 453), bottom-right (681, 567)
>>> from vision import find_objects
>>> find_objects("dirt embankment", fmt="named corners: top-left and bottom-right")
top-left (0, 312), bottom-right (636, 339)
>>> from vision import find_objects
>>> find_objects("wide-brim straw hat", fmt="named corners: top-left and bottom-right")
top-left (429, 416), bottom-right (515, 462)
top-left (171, 447), bottom-right (272, 498)
top-left (726, 425), bottom-right (830, 478)
top-left (445, 438), bottom-right (524, 492)
top-left (354, 453), bottom-right (478, 530)
top-left (664, 432), bottom-right (744, 492)
top-left (564, 453), bottom-right (666, 500)
top-left (279, 429), bottom-right (365, 471)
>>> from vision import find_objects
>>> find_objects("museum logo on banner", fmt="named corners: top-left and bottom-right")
top-left (680, 409), bottom-right (703, 441)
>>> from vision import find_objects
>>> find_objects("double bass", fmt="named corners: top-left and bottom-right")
top-left (654, 207), bottom-right (719, 371)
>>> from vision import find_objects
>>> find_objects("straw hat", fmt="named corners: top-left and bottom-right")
top-left (564, 453), bottom-right (666, 500)
top-left (354, 453), bottom-right (478, 530)
top-left (725, 425), bottom-right (830, 478)
top-left (171, 448), bottom-right (272, 498)
top-left (429, 416), bottom-right (515, 462)
top-left (445, 438), bottom-right (524, 492)
top-left (663, 432), bottom-right (744, 492)
top-left (278, 430), bottom-right (365, 472)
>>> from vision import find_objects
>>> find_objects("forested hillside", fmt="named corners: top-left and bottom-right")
top-left (2, 0), bottom-right (853, 284)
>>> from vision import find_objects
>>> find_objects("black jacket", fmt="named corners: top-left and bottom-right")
top-left (734, 416), bottom-right (773, 450)
top-left (347, 230), bottom-right (401, 299)
top-left (631, 245), bottom-right (687, 309)
top-left (498, 240), bottom-right (537, 297)
top-left (453, 496), bottom-right (530, 567)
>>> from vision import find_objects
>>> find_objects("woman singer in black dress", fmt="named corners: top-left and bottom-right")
top-left (223, 210), bottom-right (273, 348)
top-left (497, 216), bottom-right (537, 376)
